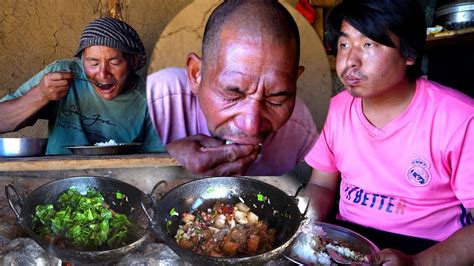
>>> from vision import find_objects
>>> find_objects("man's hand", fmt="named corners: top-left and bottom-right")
top-left (37, 71), bottom-right (74, 102)
top-left (166, 134), bottom-right (260, 176)
top-left (365, 249), bottom-right (414, 266)
top-left (0, 71), bottom-right (74, 133)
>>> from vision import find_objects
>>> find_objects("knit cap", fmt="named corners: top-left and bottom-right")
top-left (75, 17), bottom-right (146, 71)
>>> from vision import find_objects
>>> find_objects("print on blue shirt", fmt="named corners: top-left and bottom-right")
top-left (62, 104), bottom-right (117, 126)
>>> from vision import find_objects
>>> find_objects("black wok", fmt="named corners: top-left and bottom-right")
top-left (5, 176), bottom-right (148, 264)
top-left (142, 176), bottom-right (308, 265)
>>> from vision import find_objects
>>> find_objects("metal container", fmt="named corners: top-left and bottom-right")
top-left (284, 222), bottom-right (380, 264)
top-left (5, 176), bottom-right (149, 264)
top-left (0, 138), bottom-right (48, 157)
top-left (142, 176), bottom-right (308, 265)
top-left (435, 1), bottom-right (474, 29)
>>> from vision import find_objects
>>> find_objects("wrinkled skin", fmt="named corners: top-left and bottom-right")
top-left (82, 46), bottom-right (134, 100)
top-left (37, 71), bottom-right (74, 102)
top-left (166, 134), bottom-right (260, 176)
top-left (166, 24), bottom-right (303, 176)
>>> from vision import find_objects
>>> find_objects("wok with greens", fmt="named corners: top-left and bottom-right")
top-left (32, 187), bottom-right (132, 250)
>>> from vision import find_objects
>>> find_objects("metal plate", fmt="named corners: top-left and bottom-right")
top-left (284, 221), bottom-right (379, 265)
top-left (435, 2), bottom-right (474, 30)
top-left (67, 143), bottom-right (143, 155)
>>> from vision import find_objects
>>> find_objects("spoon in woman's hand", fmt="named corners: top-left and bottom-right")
top-left (74, 76), bottom-right (115, 89)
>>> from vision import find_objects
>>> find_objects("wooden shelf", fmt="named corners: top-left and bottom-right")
top-left (426, 27), bottom-right (474, 49)
top-left (0, 153), bottom-right (179, 172)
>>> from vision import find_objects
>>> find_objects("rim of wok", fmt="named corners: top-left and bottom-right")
top-left (144, 176), bottom-right (307, 265)
top-left (5, 176), bottom-right (149, 264)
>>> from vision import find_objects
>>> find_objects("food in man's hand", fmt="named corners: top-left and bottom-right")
top-left (33, 187), bottom-right (131, 250)
top-left (174, 201), bottom-right (276, 257)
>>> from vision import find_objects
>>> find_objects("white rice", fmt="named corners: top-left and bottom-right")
top-left (290, 224), bottom-right (365, 265)
top-left (290, 233), bottom-right (332, 265)
top-left (94, 139), bottom-right (118, 146)
top-left (326, 243), bottom-right (360, 260)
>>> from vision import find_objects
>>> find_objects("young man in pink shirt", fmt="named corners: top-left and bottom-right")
top-left (147, 1), bottom-right (318, 176)
top-left (304, 0), bottom-right (473, 264)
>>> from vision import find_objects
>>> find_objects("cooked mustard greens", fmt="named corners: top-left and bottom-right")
top-left (115, 191), bottom-right (124, 199)
top-left (33, 187), bottom-right (131, 249)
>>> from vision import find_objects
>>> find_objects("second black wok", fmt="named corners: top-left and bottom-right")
top-left (142, 176), bottom-right (307, 265)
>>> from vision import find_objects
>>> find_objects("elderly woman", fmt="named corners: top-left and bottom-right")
top-left (0, 17), bottom-right (164, 154)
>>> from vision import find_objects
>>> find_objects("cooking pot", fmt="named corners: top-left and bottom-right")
top-left (5, 176), bottom-right (149, 264)
top-left (0, 138), bottom-right (47, 157)
top-left (435, 1), bottom-right (474, 29)
top-left (141, 176), bottom-right (308, 265)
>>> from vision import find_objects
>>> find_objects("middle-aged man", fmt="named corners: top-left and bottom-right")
top-left (147, 0), bottom-right (318, 176)
top-left (304, 0), bottom-right (473, 265)
top-left (0, 17), bottom-right (164, 154)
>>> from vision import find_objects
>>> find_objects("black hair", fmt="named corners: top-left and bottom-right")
top-left (201, 0), bottom-right (300, 74)
top-left (325, 0), bottom-right (426, 81)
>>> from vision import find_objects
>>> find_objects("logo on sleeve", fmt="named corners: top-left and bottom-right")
top-left (406, 157), bottom-right (431, 186)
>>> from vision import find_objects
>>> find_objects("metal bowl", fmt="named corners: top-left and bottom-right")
top-left (285, 221), bottom-right (379, 265)
top-left (0, 138), bottom-right (48, 157)
top-left (435, 1), bottom-right (474, 30)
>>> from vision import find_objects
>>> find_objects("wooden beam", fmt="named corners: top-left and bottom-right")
top-left (0, 153), bottom-right (179, 172)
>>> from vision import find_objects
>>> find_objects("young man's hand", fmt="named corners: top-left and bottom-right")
top-left (365, 249), bottom-right (414, 266)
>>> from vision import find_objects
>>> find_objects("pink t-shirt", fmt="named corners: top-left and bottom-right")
top-left (147, 68), bottom-right (318, 176)
top-left (305, 78), bottom-right (473, 241)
